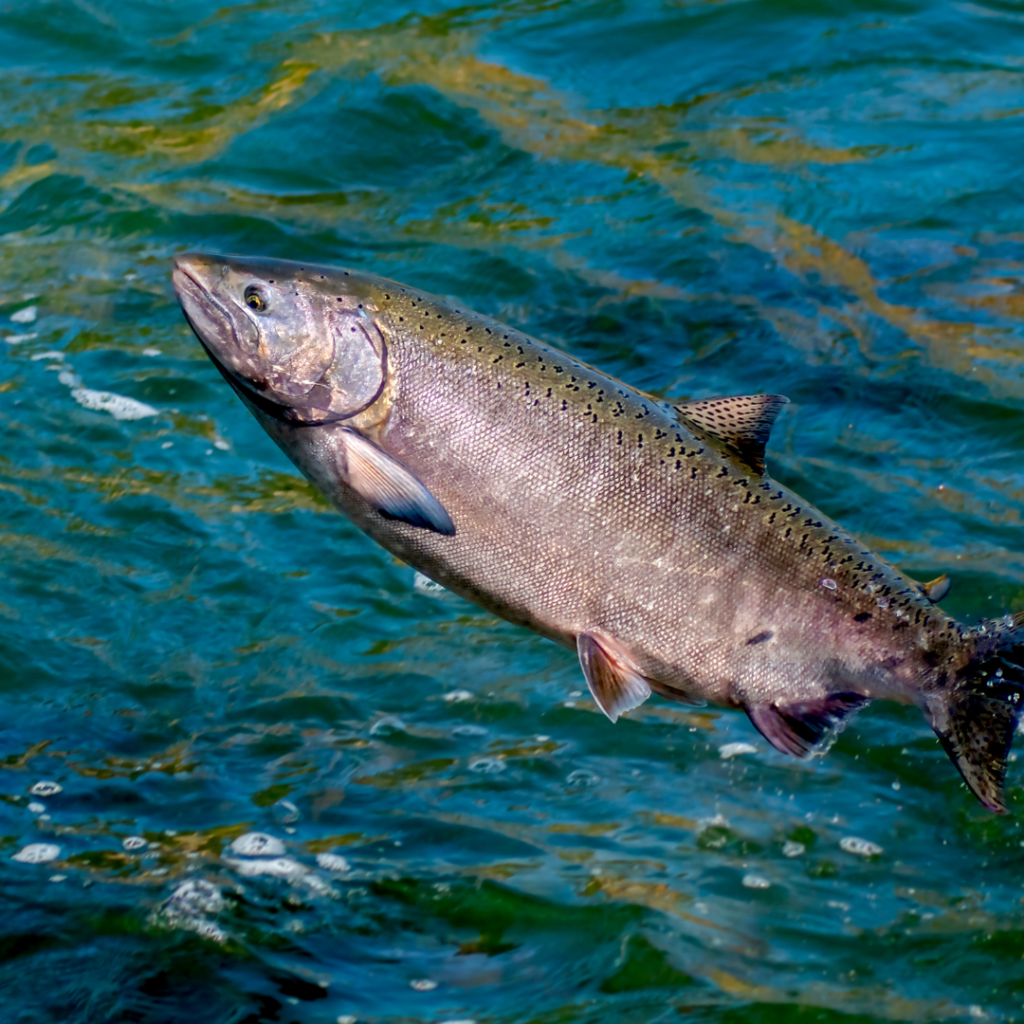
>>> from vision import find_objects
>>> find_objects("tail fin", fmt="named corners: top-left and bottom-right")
top-left (924, 612), bottom-right (1024, 813)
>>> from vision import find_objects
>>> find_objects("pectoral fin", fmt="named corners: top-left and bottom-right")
top-left (577, 632), bottom-right (652, 723)
top-left (340, 428), bottom-right (455, 536)
top-left (746, 692), bottom-right (869, 758)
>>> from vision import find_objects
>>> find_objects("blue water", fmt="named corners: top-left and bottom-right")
top-left (2, 1), bottom-right (1024, 1020)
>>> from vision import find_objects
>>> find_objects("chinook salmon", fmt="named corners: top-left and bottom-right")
top-left (173, 253), bottom-right (1024, 812)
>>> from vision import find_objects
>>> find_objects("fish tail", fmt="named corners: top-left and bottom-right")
top-left (922, 611), bottom-right (1024, 813)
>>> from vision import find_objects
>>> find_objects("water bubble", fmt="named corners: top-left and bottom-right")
top-left (13, 843), bottom-right (60, 864)
top-left (169, 879), bottom-right (223, 916)
top-left (566, 769), bottom-right (601, 787)
top-left (227, 856), bottom-right (307, 881)
top-left (337, 1017), bottom-right (358, 1024)
top-left (782, 841), bottom-right (805, 858)
top-left (742, 873), bottom-right (771, 889)
top-left (142, 347), bottom-right (161, 357)
top-left (469, 757), bottom-right (505, 774)
top-left (123, 836), bottom-right (147, 852)
top-left (30, 781), bottom-right (62, 797)
top-left (719, 742), bottom-right (758, 759)
top-left (273, 800), bottom-right (300, 825)
top-left (451, 724), bottom-right (487, 737)
top-left (157, 880), bottom-right (226, 942)
top-left (370, 716), bottom-right (406, 737)
top-left (820, 578), bottom-right (837, 591)
top-left (11, 306), bottom-right (37, 324)
top-left (230, 832), bottom-right (285, 857)
top-left (444, 690), bottom-right (473, 703)
top-left (27, 802), bottom-right (45, 814)
top-left (839, 836), bottom-right (883, 857)
top-left (49, 875), bottom-right (66, 883)
top-left (316, 853), bottom-right (351, 873)
top-left (409, 979), bottom-right (438, 991)
top-left (438, 1020), bottom-right (477, 1024)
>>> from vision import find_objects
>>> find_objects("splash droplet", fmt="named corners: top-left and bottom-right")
top-left (719, 742), bottom-right (758, 759)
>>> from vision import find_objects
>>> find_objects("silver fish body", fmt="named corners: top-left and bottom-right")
top-left (173, 253), bottom-right (1024, 812)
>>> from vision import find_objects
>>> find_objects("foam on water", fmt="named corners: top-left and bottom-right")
top-left (70, 388), bottom-right (158, 421)
top-left (12, 844), bottom-right (61, 864)
top-left (230, 832), bottom-right (285, 857)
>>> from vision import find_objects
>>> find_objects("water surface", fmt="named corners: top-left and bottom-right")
top-left (2, 1), bottom-right (1024, 1021)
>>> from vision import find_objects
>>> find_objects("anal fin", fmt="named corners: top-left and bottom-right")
top-left (340, 428), bottom-right (455, 536)
top-left (577, 632), bottom-right (652, 723)
top-left (746, 692), bottom-right (869, 758)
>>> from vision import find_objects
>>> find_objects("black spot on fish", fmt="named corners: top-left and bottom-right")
top-left (746, 631), bottom-right (774, 646)
top-left (854, 612), bottom-right (872, 622)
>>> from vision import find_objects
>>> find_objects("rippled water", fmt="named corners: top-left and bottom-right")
top-left (2, 1), bottom-right (1024, 1020)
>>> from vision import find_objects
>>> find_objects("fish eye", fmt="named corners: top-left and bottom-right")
top-left (244, 285), bottom-right (267, 312)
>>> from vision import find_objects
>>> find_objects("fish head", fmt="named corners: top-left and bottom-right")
top-left (172, 253), bottom-right (386, 423)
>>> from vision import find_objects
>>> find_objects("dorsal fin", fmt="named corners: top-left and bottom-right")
top-left (673, 394), bottom-right (789, 476)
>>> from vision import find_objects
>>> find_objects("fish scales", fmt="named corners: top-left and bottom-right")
top-left (366, 288), bottom-right (954, 705)
top-left (173, 254), bottom-right (1024, 812)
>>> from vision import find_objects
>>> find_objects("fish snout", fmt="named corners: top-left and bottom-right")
top-left (171, 252), bottom-right (225, 297)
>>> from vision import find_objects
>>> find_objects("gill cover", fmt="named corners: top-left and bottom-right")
top-left (243, 283), bottom-right (387, 424)
top-left (173, 254), bottom-right (387, 424)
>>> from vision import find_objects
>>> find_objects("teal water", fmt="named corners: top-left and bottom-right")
top-left (2, 0), bottom-right (1024, 1020)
